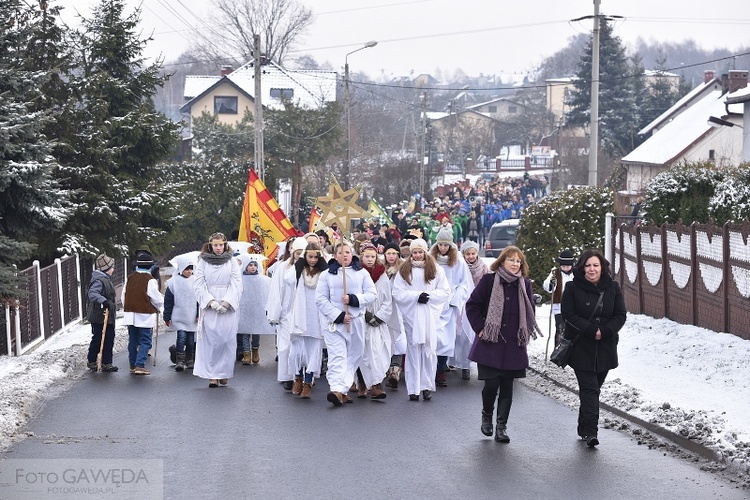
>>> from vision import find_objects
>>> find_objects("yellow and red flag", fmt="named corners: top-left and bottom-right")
top-left (238, 169), bottom-right (297, 261)
top-left (308, 207), bottom-right (322, 232)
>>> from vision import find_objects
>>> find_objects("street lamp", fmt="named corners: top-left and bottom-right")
top-left (344, 40), bottom-right (378, 189)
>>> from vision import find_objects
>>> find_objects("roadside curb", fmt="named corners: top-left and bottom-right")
top-left (527, 365), bottom-right (720, 462)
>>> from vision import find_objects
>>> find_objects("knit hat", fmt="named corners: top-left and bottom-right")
top-left (557, 249), bottom-right (575, 266)
top-left (95, 254), bottom-right (115, 273)
top-left (384, 242), bottom-right (401, 255)
top-left (410, 238), bottom-right (429, 253)
top-left (291, 237), bottom-right (307, 253)
top-left (435, 224), bottom-right (454, 244)
top-left (461, 241), bottom-right (480, 254)
top-left (359, 242), bottom-right (378, 254)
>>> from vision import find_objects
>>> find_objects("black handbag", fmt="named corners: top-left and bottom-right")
top-left (550, 291), bottom-right (604, 368)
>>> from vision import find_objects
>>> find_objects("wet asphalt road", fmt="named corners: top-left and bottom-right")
top-left (1, 332), bottom-right (746, 500)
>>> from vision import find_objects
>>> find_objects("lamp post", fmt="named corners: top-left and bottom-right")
top-left (344, 40), bottom-right (377, 190)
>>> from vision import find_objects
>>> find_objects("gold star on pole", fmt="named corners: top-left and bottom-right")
top-left (315, 176), bottom-right (370, 235)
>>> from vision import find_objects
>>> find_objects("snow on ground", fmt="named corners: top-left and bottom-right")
top-left (527, 304), bottom-right (750, 485)
top-left (1, 305), bottom-right (749, 487)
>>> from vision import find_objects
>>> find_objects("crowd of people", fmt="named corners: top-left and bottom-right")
top-left (87, 209), bottom-right (626, 447)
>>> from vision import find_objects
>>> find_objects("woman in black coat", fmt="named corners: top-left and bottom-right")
top-left (561, 249), bottom-right (627, 448)
top-left (466, 246), bottom-right (542, 443)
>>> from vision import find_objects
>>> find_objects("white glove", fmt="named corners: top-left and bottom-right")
top-left (216, 305), bottom-right (228, 314)
top-left (209, 300), bottom-right (223, 311)
top-left (220, 300), bottom-right (232, 312)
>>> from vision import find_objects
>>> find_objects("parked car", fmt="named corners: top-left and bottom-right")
top-left (484, 218), bottom-right (520, 257)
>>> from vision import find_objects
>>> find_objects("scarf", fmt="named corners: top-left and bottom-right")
top-left (466, 257), bottom-right (488, 287)
top-left (436, 254), bottom-right (449, 265)
top-left (302, 269), bottom-right (322, 289)
top-left (363, 261), bottom-right (386, 284)
top-left (385, 263), bottom-right (400, 279)
top-left (481, 266), bottom-right (542, 345)
top-left (199, 251), bottom-right (233, 266)
top-left (412, 259), bottom-right (425, 268)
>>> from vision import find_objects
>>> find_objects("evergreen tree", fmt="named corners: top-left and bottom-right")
top-left (43, 0), bottom-right (180, 258)
top-left (640, 51), bottom-right (683, 133)
top-left (565, 18), bottom-right (637, 158)
top-left (0, 0), bottom-right (71, 300)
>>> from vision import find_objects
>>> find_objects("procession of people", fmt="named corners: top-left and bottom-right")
top-left (88, 172), bottom-right (625, 448)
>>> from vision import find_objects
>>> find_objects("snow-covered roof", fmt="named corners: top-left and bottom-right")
top-left (643, 69), bottom-right (680, 78)
top-left (182, 60), bottom-right (337, 112)
top-left (638, 78), bottom-right (722, 136)
top-left (623, 88), bottom-right (743, 165)
top-left (467, 96), bottom-right (520, 110)
top-left (726, 85), bottom-right (750, 105)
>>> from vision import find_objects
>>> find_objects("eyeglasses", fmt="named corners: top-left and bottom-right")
top-left (506, 258), bottom-right (523, 264)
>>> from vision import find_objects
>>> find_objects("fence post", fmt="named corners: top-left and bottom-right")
top-left (75, 253), bottom-right (83, 323)
top-left (661, 223), bottom-right (668, 319)
top-left (55, 258), bottom-right (65, 329)
top-left (4, 305), bottom-right (10, 356)
top-left (723, 222), bottom-right (730, 333)
top-left (33, 260), bottom-right (45, 341)
top-left (690, 222), bottom-right (698, 326)
top-left (636, 224), bottom-right (644, 313)
top-left (604, 212), bottom-right (614, 265)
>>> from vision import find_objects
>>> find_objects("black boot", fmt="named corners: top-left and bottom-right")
top-left (494, 399), bottom-right (512, 443)
top-left (175, 352), bottom-right (186, 372)
top-left (481, 410), bottom-right (493, 436)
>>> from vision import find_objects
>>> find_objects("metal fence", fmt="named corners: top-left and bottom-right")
top-left (610, 217), bottom-right (750, 341)
top-left (3, 255), bottom-right (128, 356)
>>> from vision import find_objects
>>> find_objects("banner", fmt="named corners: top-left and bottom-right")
top-left (308, 207), bottom-right (322, 232)
top-left (238, 169), bottom-right (297, 260)
top-left (368, 198), bottom-right (393, 226)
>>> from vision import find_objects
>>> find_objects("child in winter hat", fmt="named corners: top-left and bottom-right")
top-left (95, 254), bottom-right (115, 273)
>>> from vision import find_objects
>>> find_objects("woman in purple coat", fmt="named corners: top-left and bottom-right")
top-left (466, 246), bottom-right (542, 443)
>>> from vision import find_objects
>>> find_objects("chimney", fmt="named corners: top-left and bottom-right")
top-left (728, 70), bottom-right (748, 93)
top-left (220, 65), bottom-right (233, 77)
top-left (704, 70), bottom-right (715, 83)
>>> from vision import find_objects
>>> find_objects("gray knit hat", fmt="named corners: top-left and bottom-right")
top-left (460, 241), bottom-right (480, 254)
top-left (95, 254), bottom-right (115, 273)
top-left (435, 224), bottom-right (454, 244)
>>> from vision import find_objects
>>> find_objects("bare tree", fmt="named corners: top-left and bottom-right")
top-left (199, 0), bottom-right (313, 65)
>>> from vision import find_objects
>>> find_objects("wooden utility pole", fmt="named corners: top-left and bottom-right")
top-left (254, 34), bottom-right (265, 182)
top-left (588, 0), bottom-right (601, 187)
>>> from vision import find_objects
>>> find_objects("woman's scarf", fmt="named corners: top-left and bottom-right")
top-left (199, 251), bottom-right (233, 266)
top-left (363, 261), bottom-right (386, 284)
top-left (435, 254), bottom-right (449, 266)
top-left (466, 257), bottom-right (488, 287)
top-left (302, 269), bottom-right (322, 289)
top-left (480, 266), bottom-right (542, 345)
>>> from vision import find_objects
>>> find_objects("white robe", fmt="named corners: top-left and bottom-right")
top-left (435, 255), bottom-right (473, 357)
top-left (360, 272), bottom-right (394, 387)
top-left (316, 263), bottom-right (377, 394)
top-left (385, 272), bottom-right (407, 357)
top-left (237, 273), bottom-right (275, 335)
top-left (288, 271), bottom-right (326, 377)
top-left (193, 256), bottom-right (242, 380)
top-left (266, 258), bottom-right (296, 382)
top-left (392, 265), bottom-right (450, 395)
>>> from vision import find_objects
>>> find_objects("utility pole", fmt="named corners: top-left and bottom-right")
top-left (588, 0), bottom-right (601, 187)
top-left (419, 92), bottom-right (427, 196)
top-left (253, 34), bottom-right (265, 182)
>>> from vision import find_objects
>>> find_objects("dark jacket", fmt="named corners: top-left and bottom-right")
top-left (466, 273), bottom-right (534, 372)
top-left (87, 270), bottom-right (115, 325)
top-left (561, 271), bottom-right (627, 373)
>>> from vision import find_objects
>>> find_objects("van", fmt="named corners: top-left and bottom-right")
top-left (484, 218), bottom-right (520, 257)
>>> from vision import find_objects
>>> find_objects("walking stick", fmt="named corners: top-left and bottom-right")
top-left (544, 301), bottom-right (553, 363)
top-left (153, 312), bottom-right (160, 366)
top-left (96, 308), bottom-right (110, 372)
top-left (342, 264), bottom-right (351, 333)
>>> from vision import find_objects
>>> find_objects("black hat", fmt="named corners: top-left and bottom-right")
top-left (557, 250), bottom-right (575, 266)
top-left (384, 242), bottom-right (400, 254)
top-left (135, 245), bottom-right (154, 267)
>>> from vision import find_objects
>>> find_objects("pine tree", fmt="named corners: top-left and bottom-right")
top-left (0, 0), bottom-right (72, 301)
top-left (44, 0), bottom-right (180, 258)
top-left (565, 18), bottom-right (638, 158)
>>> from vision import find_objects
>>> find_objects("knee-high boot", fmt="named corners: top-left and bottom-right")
top-left (494, 399), bottom-right (512, 443)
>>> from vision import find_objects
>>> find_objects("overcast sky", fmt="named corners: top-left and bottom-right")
top-left (63, 0), bottom-right (749, 79)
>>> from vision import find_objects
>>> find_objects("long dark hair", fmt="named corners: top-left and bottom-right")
top-left (575, 249), bottom-right (611, 279)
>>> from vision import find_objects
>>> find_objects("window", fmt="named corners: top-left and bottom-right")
top-left (488, 105), bottom-right (497, 113)
top-left (214, 96), bottom-right (238, 114)
top-left (708, 149), bottom-right (716, 161)
top-left (270, 88), bottom-right (294, 99)
top-left (508, 106), bottom-right (517, 114)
